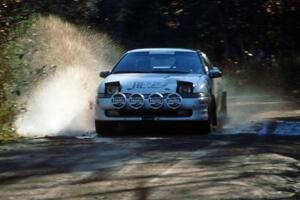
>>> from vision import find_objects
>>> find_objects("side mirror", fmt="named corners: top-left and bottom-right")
top-left (209, 67), bottom-right (222, 78)
top-left (100, 71), bottom-right (111, 78)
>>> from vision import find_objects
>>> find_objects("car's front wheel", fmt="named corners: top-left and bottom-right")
top-left (198, 98), bottom-right (217, 133)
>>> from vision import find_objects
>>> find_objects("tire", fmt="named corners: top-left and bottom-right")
top-left (211, 96), bottom-right (218, 126)
top-left (200, 99), bottom-right (215, 133)
top-left (95, 121), bottom-right (115, 136)
top-left (204, 94), bottom-right (219, 133)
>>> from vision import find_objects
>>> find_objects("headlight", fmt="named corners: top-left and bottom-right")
top-left (105, 82), bottom-right (121, 94)
top-left (177, 81), bottom-right (194, 94)
top-left (178, 85), bottom-right (193, 94)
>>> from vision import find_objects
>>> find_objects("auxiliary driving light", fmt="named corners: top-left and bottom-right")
top-left (111, 93), bottom-right (126, 109)
top-left (149, 92), bottom-right (164, 109)
top-left (166, 93), bottom-right (182, 109)
top-left (128, 93), bottom-right (144, 109)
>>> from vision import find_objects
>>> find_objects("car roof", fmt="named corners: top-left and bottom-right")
top-left (127, 48), bottom-right (199, 53)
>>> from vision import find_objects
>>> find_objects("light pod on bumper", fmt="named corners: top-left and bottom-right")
top-left (166, 93), bottom-right (182, 109)
top-left (149, 92), bottom-right (164, 109)
top-left (111, 93), bottom-right (127, 109)
top-left (129, 93), bottom-right (145, 109)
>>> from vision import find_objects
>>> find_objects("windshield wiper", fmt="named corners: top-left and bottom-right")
top-left (113, 71), bottom-right (149, 74)
top-left (113, 70), bottom-right (191, 74)
top-left (151, 70), bottom-right (190, 74)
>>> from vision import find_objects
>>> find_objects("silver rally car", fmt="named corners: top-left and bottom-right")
top-left (95, 48), bottom-right (227, 134)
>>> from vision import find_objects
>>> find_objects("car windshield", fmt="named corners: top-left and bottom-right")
top-left (112, 51), bottom-right (205, 74)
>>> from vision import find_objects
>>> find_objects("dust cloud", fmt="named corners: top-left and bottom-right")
top-left (15, 15), bottom-right (122, 137)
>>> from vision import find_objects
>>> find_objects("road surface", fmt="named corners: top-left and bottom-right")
top-left (0, 96), bottom-right (300, 200)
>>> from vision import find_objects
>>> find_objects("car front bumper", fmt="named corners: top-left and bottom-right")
top-left (95, 96), bottom-right (210, 122)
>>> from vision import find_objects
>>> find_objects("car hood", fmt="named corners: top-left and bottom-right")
top-left (99, 73), bottom-right (209, 94)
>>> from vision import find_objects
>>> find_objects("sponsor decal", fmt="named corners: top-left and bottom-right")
top-left (131, 81), bottom-right (168, 89)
